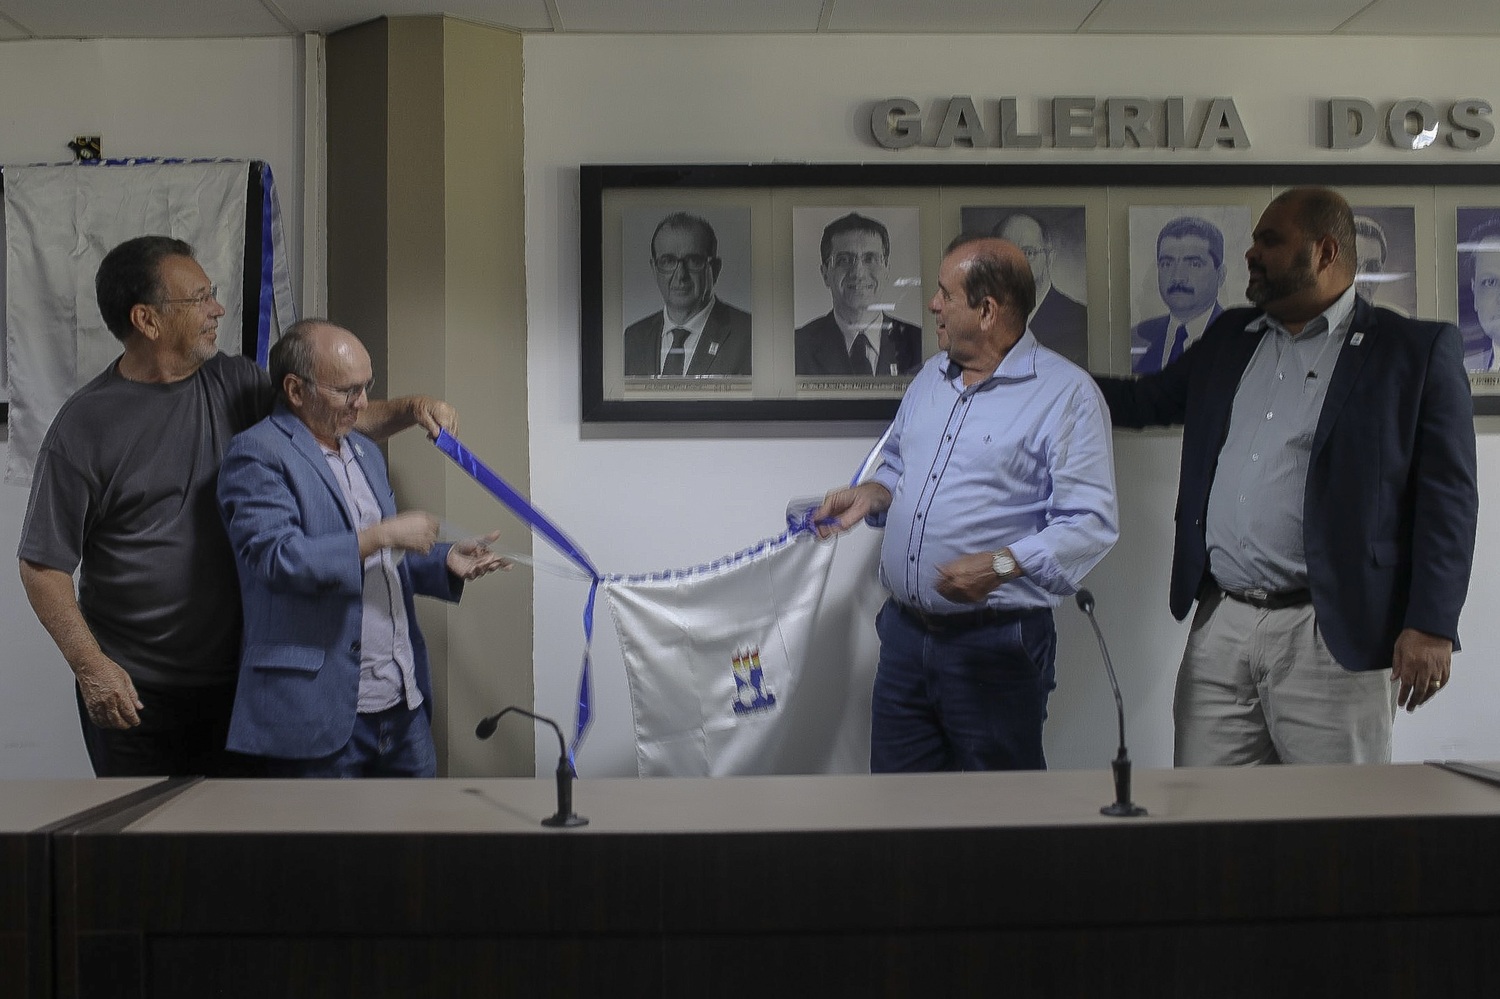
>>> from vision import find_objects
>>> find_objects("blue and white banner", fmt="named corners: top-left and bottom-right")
top-left (605, 530), bottom-right (840, 777)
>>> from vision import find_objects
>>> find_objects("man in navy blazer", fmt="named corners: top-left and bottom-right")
top-left (623, 212), bottom-right (751, 377)
top-left (1097, 188), bottom-right (1477, 767)
top-left (218, 320), bottom-right (507, 777)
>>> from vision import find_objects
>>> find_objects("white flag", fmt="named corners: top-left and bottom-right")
top-left (606, 531), bottom-right (844, 777)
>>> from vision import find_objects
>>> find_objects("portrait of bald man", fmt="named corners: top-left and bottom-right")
top-left (986, 209), bottom-right (1089, 367)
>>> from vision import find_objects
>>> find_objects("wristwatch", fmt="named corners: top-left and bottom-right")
top-left (991, 549), bottom-right (1017, 581)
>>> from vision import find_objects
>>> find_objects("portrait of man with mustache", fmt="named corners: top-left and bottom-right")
top-left (1131, 215), bottom-right (1229, 374)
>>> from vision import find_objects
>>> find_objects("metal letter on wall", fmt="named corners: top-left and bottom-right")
top-left (1329, 98), bottom-right (1376, 149)
top-left (999, 98), bottom-right (1043, 149)
top-left (871, 98), bottom-right (922, 149)
top-left (1387, 99), bottom-right (1439, 150)
top-left (1105, 98), bottom-right (1155, 149)
top-left (1196, 98), bottom-right (1251, 149)
top-left (1052, 97), bottom-right (1096, 149)
top-left (934, 97), bottom-right (989, 148)
top-left (1448, 99), bottom-right (1495, 151)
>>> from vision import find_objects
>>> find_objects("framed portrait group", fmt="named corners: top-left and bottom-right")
top-left (580, 163), bottom-right (1500, 422)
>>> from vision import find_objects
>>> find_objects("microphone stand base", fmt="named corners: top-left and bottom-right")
top-left (1100, 802), bottom-right (1147, 818)
top-left (542, 813), bottom-right (589, 828)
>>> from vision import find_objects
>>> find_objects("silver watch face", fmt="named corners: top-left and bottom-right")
top-left (992, 552), bottom-right (1016, 577)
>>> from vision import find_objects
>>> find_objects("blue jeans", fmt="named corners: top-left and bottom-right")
top-left (870, 599), bottom-right (1057, 773)
top-left (265, 703), bottom-right (437, 778)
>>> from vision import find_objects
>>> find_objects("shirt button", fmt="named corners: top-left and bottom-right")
top-left (1251, 453), bottom-right (1259, 461)
top-left (1265, 411), bottom-right (1274, 420)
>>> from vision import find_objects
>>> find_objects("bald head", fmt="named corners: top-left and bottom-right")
top-left (995, 214), bottom-right (1051, 291)
top-left (271, 318), bottom-right (373, 448)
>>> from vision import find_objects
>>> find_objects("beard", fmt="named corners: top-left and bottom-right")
top-left (1247, 247), bottom-right (1317, 307)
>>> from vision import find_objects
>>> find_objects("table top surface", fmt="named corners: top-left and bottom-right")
top-left (0, 778), bottom-right (162, 833)
top-left (35, 762), bottom-right (1493, 836)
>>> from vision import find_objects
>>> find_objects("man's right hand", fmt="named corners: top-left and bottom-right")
top-left (377, 511), bottom-right (440, 554)
top-left (76, 657), bottom-right (143, 730)
top-left (812, 482), bottom-right (893, 539)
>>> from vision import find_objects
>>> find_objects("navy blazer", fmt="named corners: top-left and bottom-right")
top-left (1029, 286), bottom-right (1089, 368)
top-left (623, 299), bottom-right (752, 376)
top-left (794, 311), bottom-right (923, 376)
top-left (1098, 296), bottom-right (1478, 674)
top-left (217, 405), bottom-right (461, 759)
top-left (1131, 304), bottom-right (1224, 374)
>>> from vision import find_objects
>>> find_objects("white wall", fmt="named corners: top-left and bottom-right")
top-left (523, 33), bottom-right (1500, 777)
top-left (0, 37), bottom-right (304, 777)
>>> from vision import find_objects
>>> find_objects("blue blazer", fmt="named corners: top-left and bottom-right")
top-left (217, 405), bottom-right (461, 759)
top-left (1098, 297), bottom-right (1478, 674)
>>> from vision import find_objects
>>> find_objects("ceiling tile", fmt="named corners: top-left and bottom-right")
top-left (555, 0), bottom-right (821, 33)
top-left (1084, 0), bottom-right (1372, 34)
top-left (278, 0), bottom-right (555, 34)
top-left (1339, 0), bottom-right (1500, 35)
top-left (0, 0), bottom-right (289, 38)
top-left (827, 0), bottom-right (1099, 33)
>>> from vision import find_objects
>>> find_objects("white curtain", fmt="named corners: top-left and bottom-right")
top-left (3, 160), bottom-right (250, 484)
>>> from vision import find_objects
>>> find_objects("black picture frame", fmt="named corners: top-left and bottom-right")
top-left (581, 163), bottom-right (1500, 422)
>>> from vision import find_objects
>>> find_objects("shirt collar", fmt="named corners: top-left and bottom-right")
top-left (1246, 284), bottom-right (1358, 340)
top-left (943, 329), bottom-right (1039, 388)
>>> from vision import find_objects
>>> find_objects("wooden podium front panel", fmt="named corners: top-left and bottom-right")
top-left (50, 766), bottom-right (1500, 997)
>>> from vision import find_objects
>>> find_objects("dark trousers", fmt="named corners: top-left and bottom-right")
top-left (870, 599), bottom-right (1057, 773)
top-left (76, 678), bottom-right (263, 778)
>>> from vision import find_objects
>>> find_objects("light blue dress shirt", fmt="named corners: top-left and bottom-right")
top-left (870, 332), bottom-right (1119, 613)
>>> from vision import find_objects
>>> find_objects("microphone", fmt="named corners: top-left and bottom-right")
top-left (476, 706), bottom-right (588, 828)
top-left (1075, 589), bottom-right (1147, 818)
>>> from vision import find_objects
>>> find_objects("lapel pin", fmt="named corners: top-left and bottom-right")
top-left (1350, 332), bottom-right (1364, 346)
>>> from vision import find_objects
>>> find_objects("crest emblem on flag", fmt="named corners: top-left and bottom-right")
top-left (731, 646), bottom-right (777, 715)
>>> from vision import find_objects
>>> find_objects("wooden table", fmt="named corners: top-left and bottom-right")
top-left (36, 763), bottom-right (1500, 997)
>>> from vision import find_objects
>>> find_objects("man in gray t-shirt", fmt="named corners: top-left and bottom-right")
top-left (18, 235), bottom-right (457, 777)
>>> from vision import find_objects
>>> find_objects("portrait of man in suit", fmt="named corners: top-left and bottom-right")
top-left (990, 211), bottom-right (1088, 367)
top-left (1459, 212), bottom-right (1500, 371)
top-left (795, 211), bottom-right (923, 378)
top-left (1131, 215), bottom-right (1227, 374)
top-left (623, 211), bottom-right (751, 378)
top-left (1349, 207), bottom-right (1416, 316)
top-left (1353, 215), bottom-right (1389, 306)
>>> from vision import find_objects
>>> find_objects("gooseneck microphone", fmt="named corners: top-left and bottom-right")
top-left (1075, 589), bottom-right (1147, 818)
top-left (476, 706), bottom-right (588, 828)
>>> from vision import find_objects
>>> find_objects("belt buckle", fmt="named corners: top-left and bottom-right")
top-left (1243, 587), bottom-right (1270, 602)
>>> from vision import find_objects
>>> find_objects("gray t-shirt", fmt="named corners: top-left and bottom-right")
top-left (18, 353), bottom-right (274, 687)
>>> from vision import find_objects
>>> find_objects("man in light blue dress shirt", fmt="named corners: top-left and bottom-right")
top-left (816, 235), bottom-right (1119, 772)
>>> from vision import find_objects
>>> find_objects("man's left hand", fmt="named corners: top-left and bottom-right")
top-left (447, 531), bottom-right (512, 580)
top-left (935, 552), bottom-right (1005, 604)
top-left (1392, 627), bottom-right (1452, 712)
top-left (411, 396), bottom-right (458, 439)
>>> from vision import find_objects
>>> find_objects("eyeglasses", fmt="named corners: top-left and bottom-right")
top-left (299, 376), bottom-right (373, 405)
top-left (653, 254), bottom-right (713, 275)
top-left (158, 285), bottom-right (219, 309)
top-left (826, 251), bottom-right (886, 270)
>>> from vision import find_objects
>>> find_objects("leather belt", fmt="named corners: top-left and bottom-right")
top-left (893, 601), bottom-right (1043, 633)
top-left (1218, 585), bottom-right (1312, 610)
